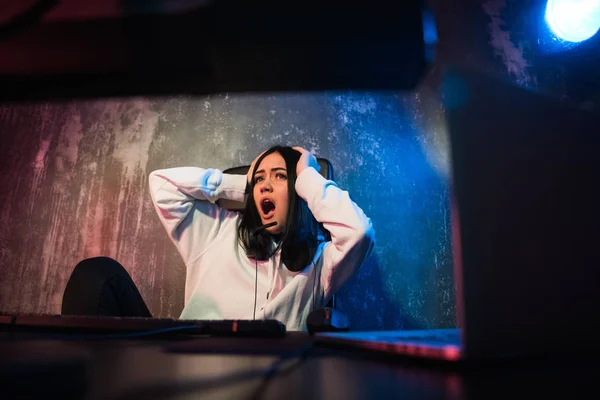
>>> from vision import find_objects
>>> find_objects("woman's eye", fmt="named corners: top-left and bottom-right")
top-left (276, 173), bottom-right (287, 180)
top-left (255, 176), bottom-right (264, 183)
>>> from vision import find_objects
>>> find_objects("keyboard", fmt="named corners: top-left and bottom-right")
top-left (0, 313), bottom-right (286, 338)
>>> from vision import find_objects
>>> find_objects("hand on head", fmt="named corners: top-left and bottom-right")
top-left (292, 146), bottom-right (320, 176)
top-left (248, 147), bottom-right (320, 185)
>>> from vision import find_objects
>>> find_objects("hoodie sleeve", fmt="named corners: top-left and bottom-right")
top-left (294, 167), bottom-right (375, 299)
top-left (148, 167), bottom-right (247, 265)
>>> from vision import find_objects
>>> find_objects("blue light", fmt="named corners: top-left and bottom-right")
top-left (545, 0), bottom-right (600, 43)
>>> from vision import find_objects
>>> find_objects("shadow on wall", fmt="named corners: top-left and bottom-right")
top-left (337, 255), bottom-right (423, 331)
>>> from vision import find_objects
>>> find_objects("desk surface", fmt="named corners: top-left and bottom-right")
top-left (1, 332), bottom-right (598, 400)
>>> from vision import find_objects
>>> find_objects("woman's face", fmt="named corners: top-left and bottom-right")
top-left (252, 152), bottom-right (290, 234)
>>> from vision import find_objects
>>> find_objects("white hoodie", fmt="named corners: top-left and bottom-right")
top-left (148, 166), bottom-right (375, 331)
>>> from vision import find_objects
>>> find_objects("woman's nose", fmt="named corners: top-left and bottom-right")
top-left (260, 179), bottom-right (273, 192)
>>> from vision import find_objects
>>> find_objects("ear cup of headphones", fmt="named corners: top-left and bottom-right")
top-left (248, 231), bottom-right (272, 261)
top-left (281, 239), bottom-right (316, 273)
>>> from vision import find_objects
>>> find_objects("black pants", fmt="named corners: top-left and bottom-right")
top-left (61, 257), bottom-right (152, 317)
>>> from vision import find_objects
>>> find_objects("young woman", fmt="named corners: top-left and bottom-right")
top-left (61, 146), bottom-right (374, 331)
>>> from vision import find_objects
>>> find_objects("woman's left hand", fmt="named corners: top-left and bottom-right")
top-left (292, 146), bottom-right (321, 176)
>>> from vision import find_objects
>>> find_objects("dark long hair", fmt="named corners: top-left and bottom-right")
top-left (237, 146), bottom-right (328, 272)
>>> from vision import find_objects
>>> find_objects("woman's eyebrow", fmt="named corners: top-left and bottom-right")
top-left (255, 167), bottom-right (287, 174)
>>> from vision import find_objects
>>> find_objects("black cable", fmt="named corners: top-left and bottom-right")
top-left (251, 222), bottom-right (277, 320)
top-left (312, 260), bottom-right (317, 312)
top-left (254, 257), bottom-right (258, 320)
top-left (0, 0), bottom-right (59, 41)
top-left (114, 343), bottom-right (313, 400)
top-left (247, 343), bottom-right (313, 400)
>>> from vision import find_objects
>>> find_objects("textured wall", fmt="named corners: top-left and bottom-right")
top-left (0, 91), bottom-right (453, 329)
top-left (1, 0), bottom-right (593, 329)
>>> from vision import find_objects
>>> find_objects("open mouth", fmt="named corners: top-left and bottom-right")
top-left (260, 199), bottom-right (276, 218)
